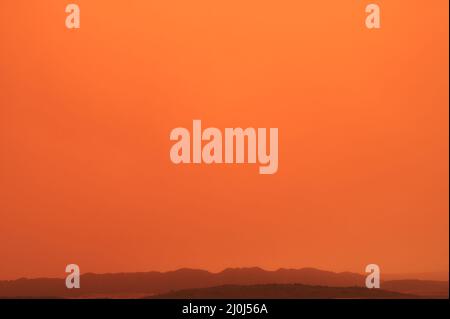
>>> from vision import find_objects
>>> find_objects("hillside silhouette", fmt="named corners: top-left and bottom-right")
top-left (0, 267), bottom-right (447, 298)
top-left (150, 283), bottom-right (417, 299)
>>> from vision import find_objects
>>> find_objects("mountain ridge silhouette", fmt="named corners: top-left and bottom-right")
top-left (0, 267), bottom-right (447, 298)
top-left (150, 283), bottom-right (419, 299)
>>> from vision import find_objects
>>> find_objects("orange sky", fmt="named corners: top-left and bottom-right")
top-left (0, 0), bottom-right (448, 280)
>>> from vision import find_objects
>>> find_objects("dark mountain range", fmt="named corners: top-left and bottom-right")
top-left (0, 267), bottom-right (447, 298)
top-left (150, 283), bottom-right (417, 299)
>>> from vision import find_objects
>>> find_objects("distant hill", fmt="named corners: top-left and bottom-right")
top-left (381, 280), bottom-right (449, 298)
top-left (382, 272), bottom-right (449, 281)
top-left (150, 284), bottom-right (417, 299)
top-left (0, 267), bottom-right (447, 298)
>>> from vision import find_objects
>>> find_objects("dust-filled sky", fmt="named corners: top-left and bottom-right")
top-left (0, 0), bottom-right (448, 280)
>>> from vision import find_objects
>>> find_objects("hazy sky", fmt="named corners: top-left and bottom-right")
top-left (0, 0), bottom-right (448, 280)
